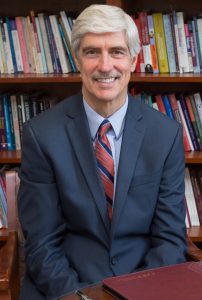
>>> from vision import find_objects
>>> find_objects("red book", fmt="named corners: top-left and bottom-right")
top-left (168, 93), bottom-right (191, 152)
top-left (154, 94), bottom-right (166, 114)
top-left (103, 262), bottom-right (202, 300)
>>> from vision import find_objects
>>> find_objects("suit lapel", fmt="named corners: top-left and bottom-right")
top-left (64, 95), bottom-right (110, 233)
top-left (110, 97), bottom-right (146, 237)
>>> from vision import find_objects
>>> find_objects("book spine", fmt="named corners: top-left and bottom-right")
top-left (5, 17), bottom-right (17, 73)
top-left (162, 95), bottom-right (174, 119)
top-left (0, 95), bottom-right (7, 149)
top-left (179, 94), bottom-right (199, 150)
top-left (38, 13), bottom-right (54, 73)
top-left (152, 13), bottom-right (169, 73)
top-left (10, 94), bottom-right (21, 150)
top-left (187, 21), bottom-right (200, 73)
top-left (185, 167), bottom-right (200, 226)
top-left (2, 94), bottom-right (14, 150)
top-left (49, 15), bottom-right (71, 73)
top-left (177, 100), bottom-right (194, 151)
top-left (184, 23), bottom-right (194, 73)
top-left (163, 14), bottom-right (177, 73)
top-left (15, 16), bottom-right (30, 73)
top-left (176, 12), bottom-right (190, 73)
top-left (147, 14), bottom-right (159, 74)
top-left (10, 19), bottom-right (23, 72)
top-left (168, 93), bottom-right (191, 151)
top-left (35, 16), bottom-right (48, 73)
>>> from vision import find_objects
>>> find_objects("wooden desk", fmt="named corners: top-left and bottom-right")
top-left (60, 284), bottom-right (113, 300)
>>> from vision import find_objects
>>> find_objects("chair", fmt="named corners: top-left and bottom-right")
top-left (0, 170), bottom-right (202, 300)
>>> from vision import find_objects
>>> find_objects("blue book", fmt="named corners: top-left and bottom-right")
top-left (193, 17), bottom-right (202, 72)
top-left (58, 22), bottom-right (76, 72)
top-left (2, 94), bottom-right (15, 150)
top-left (46, 15), bottom-right (62, 73)
top-left (44, 14), bottom-right (58, 73)
top-left (5, 17), bottom-right (17, 73)
top-left (191, 20), bottom-right (201, 73)
top-left (162, 95), bottom-right (174, 119)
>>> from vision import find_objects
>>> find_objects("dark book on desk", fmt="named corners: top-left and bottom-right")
top-left (102, 262), bottom-right (202, 300)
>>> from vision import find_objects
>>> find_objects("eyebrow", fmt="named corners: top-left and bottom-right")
top-left (81, 46), bottom-right (128, 52)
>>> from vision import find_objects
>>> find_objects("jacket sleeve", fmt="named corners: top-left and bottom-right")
top-left (142, 125), bottom-right (187, 269)
top-left (18, 122), bottom-right (88, 300)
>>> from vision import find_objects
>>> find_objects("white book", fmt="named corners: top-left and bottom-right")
top-left (176, 12), bottom-right (190, 73)
top-left (38, 13), bottom-right (53, 73)
top-left (0, 24), bottom-right (7, 73)
top-left (35, 17), bottom-right (48, 73)
top-left (163, 14), bottom-right (177, 73)
top-left (10, 94), bottom-right (21, 150)
top-left (49, 15), bottom-right (71, 73)
top-left (177, 100), bottom-right (194, 151)
top-left (152, 102), bottom-right (159, 110)
top-left (3, 22), bottom-right (14, 73)
top-left (60, 11), bottom-right (72, 42)
top-left (185, 167), bottom-right (200, 226)
top-left (11, 24), bottom-right (23, 72)
top-left (193, 92), bottom-right (202, 127)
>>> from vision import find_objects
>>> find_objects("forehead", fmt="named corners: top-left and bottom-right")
top-left (79, 31), bottom-right (129, 49)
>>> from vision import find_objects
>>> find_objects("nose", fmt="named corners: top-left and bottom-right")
top-left (97, 53), bottom-right (113, 72)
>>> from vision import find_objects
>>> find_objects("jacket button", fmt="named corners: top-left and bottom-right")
top-left (111, 256), bottom-right (119, 265)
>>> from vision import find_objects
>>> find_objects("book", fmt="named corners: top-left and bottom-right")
top-left (189, 167), bottom-right (202, 224)
top-left (103, 262), bottom-right (202, 300)
top-left (177, 99), bottom-right (194, 151)
top-left (179, 94), bottom-right (200, 150)
top-left (187, 20), bottom-right (200, 73)
top-left (168, 93), bottom-right (191, 151)
top-left (138, 11), bottom-right (153, 73)
top-left (185, 95), bottom-right (202, 149)
top-left (10, 19), bottom-right (23, 73)
top-left (147, 14), bottom-right (159, 73)
top-left (132, 16), bottom-right (145, 73)
top-left (162, 95), bottom-right (174, 119)
top-left (38, 13), bottom-right (54, 73)
top-left (163, 14), bottom-right (177, 73)
top-left (152, 13), bottom-right (169, 73)
top-left (176, 12), bottom-right (190, 73)
top-left (154, 94), bottom-right (166, 114)
top-left (185, 167), bottom-right (200, 226)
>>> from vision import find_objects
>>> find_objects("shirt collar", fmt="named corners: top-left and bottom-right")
top-left (83, 95), bottom-right (128, 141)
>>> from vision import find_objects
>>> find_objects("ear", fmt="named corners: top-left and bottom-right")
top-left (130, 56), bottom-right (138, 72)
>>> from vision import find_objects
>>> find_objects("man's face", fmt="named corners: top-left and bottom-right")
top-left (76, 31), bottom-right (137, 114)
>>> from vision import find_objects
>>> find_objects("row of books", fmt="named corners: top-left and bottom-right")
top-left (131, 89), bottom-right (202, 152)
top-left (0, 11), bottom-right (78, 74)
top-left (133, 11), bottom-right (202, 74)
top-left (185, 166), bottom-right (202, 228)
top-left (0, 92), bottom-right (58, 150)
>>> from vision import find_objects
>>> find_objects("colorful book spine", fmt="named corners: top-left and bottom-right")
top-left (147, 14), bottom-right (159, 74)
top-left (152, 13), bottom-right (169, 73)
top-left (5, 17), bottom-right (17, 73)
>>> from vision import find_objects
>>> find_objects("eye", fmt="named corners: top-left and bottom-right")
top-left (111, 49), bottom-right (127, 57)
top-left (84, 49), bottom-right (98, 57)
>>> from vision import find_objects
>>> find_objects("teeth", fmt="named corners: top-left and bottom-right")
top-left (96, 77), bottom-right (115, 83)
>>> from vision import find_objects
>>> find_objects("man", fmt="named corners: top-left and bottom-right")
top-left (18, 4), bottom-right (187, 300)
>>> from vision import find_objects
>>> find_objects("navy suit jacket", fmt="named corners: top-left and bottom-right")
top-left (18, 93), bottom-right (187, 300)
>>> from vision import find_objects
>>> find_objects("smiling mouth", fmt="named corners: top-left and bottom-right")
top-left (94, 77), bottom-right (119, 83)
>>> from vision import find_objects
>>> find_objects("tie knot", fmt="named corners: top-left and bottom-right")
top-left (98, 119), bottom-right (111, 137)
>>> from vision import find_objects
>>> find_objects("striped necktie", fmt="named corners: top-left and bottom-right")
top-left (95, 119), bottom-right (114, 220)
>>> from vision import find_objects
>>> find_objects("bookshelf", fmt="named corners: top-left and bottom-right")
top-left (0, 0), bottom-right (202, 242)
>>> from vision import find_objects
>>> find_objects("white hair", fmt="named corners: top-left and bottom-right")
top-left (71, 4), bottom-right (140, 58)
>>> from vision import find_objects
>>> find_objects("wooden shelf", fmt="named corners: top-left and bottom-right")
top-left (0, 150), bottom-right (21, 164)
top-left (0, 73), bottom-right (82, 83)
top-left (0, 73), bottom-right (202, 84)
top-left (130, 73), bottom-right (202, 83)
top-left (187, 226), bottom-right (202, 242)
top-left (1, 150), bottom-right (202, 164)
